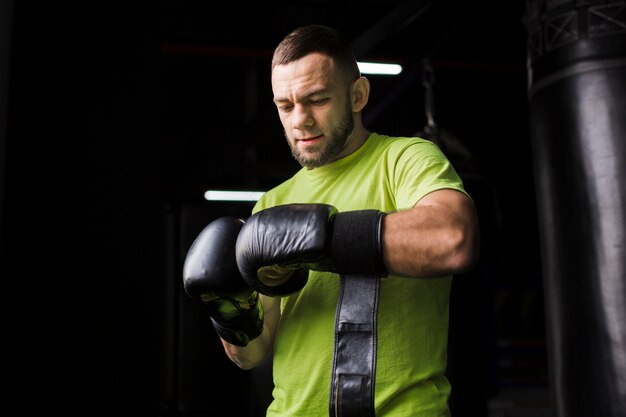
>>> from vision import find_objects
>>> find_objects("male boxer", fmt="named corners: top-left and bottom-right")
top-left (184, 24), bottom-right (479, 417)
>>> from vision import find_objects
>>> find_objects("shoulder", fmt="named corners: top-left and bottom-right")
top-left (368, 133), bottom-right (445, 161)
top-left (370, 133), bottom-right (437, 151)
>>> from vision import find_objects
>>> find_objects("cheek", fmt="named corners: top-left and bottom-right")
top-left (278, 113), bottom-right (291, 128)
top-left (324, 109), bottom-right (342, 129)
top-left (280, 117), bottom-right (294, 138)
top-left (312, 107), bottom-right (331, 126)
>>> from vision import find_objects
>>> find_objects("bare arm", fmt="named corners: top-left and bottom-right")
top-left (382, 188), bottom-right (480, 278)
top-left (222, 294), bottom-right (281, 370)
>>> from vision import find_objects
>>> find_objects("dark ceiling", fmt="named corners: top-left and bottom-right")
top-left (158, 0), bottom-right (531, 203)
top-left (160, 0), bottom-right (527, 64)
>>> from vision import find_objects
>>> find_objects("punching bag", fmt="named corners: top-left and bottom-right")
top-left (524, 1), bottom-right (626, 416)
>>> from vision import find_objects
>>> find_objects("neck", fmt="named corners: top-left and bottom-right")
top-left (343, 125), bottom-right (370, 158)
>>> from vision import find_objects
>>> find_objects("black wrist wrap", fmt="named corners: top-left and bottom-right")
top-left (206, 294), bottom-right (264, 347)
top-left (329, 210), bottom-right (388, 277)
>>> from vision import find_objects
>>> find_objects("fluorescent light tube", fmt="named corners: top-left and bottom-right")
top-left (357, 62), bottom-right (402, 75)
top-left (204, 190), bottom-right (265, 202)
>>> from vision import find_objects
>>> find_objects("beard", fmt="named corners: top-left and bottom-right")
top-left (286, 104), bottom-right (355, 169)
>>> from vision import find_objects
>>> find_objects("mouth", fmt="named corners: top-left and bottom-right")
top-left (297, 134), bottom-right (323, 143)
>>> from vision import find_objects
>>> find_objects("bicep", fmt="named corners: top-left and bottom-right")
top-left (383, 188), bottom-right (479, 277)
top-left (415, 188), bottom-right (477, 222)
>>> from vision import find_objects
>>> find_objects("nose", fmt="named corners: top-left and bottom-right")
top-left (292, 104), bottom-right (314, 129)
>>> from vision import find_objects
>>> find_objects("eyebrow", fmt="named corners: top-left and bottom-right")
top-left (273, 88), bottom-right (330, 104)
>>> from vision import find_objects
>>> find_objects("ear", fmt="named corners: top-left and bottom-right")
top-left (351, 77), bottom-right (370, 112)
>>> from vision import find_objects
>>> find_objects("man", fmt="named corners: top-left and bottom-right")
top-left (183, 24), bottom-right (480, 416)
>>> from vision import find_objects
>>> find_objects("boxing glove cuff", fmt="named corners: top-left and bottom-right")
top-left (330, 210), bottom-right (388, 277)
top-left (205, 292), bottom-right (264, 347)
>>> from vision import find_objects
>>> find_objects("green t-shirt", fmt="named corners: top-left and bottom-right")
top-left (253, 133), bottom-right (466, 416)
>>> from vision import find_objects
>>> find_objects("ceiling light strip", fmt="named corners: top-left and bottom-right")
top-left (357, 62), bottom-right (402, 75)
top-left (204, 190), bottom-right (265, 202)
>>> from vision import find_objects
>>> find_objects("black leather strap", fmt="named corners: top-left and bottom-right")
top-left (329, 274), bottom-right (380, 417)
top-left (330, 210), bottom-right (387, 277)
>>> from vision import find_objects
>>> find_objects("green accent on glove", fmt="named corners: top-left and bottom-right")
top-left (205, 291), bottom-right (264, 347)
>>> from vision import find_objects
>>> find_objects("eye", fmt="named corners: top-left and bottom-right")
top-left (278, 103), bottom-right (293, 112)
top-left (311, 98), bottom-right (329, 105)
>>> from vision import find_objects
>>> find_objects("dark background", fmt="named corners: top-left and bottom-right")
top-left (1, 1), bottom-right (548, 416)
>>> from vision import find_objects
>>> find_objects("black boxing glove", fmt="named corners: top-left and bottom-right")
top-left (183, 216), bottom-right (263, 346)
top-left (235, 203), bottom-right (387, 297)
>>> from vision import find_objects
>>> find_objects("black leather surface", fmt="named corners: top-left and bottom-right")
top-left (329, 275), bottom-right (380, 417)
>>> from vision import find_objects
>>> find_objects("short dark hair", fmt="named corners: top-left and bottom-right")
top-left (272, 25), bottom-right (361, 82)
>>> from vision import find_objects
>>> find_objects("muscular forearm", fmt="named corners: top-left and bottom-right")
top-left (222, 326), bottom-right (273, 370)
top-left (382, 189), bottom-right (480, 278)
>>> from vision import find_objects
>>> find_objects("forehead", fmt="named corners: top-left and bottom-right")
top-left (271, 53), bottom-right (342, 98)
